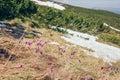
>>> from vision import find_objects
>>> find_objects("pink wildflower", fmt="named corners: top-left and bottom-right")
top-left (48, 56), bottom-right (52, 62)
top-left (70, 78), bottom-right (73, 80)
top-left (35, 47), bottom-right (43, 55)
top-left (0, 49), bottom-right (7, 54)
top-left (71, 51), bottom-right (75, 55)
top-left (115, 67), bottom-right (119, 73)
top-left (36, 42), bottom-right (42, 46)
top-left (26, 41), bottom-right (32, 46)
top-left (50, 66), bottom-right (54, 73)
top-left (20, 64), bottom-right (23, 68)
top-left (35, 48), bottom-right (40, 53)
top-left (58, 47), bottom-right (66, 55)
top-left (36, 41), bottom-right (47, 47)
top-left (40, 51), bottom-right (43, 55)
top-left (100, 66), bottom-right (104, 70)
top-left (86, 76), bottom-right (92, 80)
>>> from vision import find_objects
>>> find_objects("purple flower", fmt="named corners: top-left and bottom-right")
top-left (35, 48), bottom-right (40, 53)
top-left (35, 48), bottom-right (43, 55)
top-left (86, 76), bottom-right (92, 80)
top-left (0, 49), bottom-right (7, 54)
top-left (70, 78), bottom-right (73, 80)
top-left (115, 67), bottom-right (119, 73)
top-left (20, 64), bottom-right (23, 68)
top-left (50, 66), bottom-right (54, 72)
top-left (40, 51), bottom-right (43, 55)
top-left (36, 42), bottom-right (42, 46)
top-left (116, 67), bottom-right (119, 71)
top-left (58, 47), bottom-right (66, 55)
top-left (71, 51), bottom-right (76, 55)
top-left (26, 41), bottom-right (32, 46)
top-left (100, 66), bottom-right (104, 70)
top-left (36, 41), bottom-right (47, 47)
top-left (108, 66), bottom-right (113, 71)
top-left (48, 56), bottom-right (52, 62)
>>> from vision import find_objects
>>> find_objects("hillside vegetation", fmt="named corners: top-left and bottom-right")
top-left (0, 0), bottom-right (120, 46)
top-left (0, 0), bottom-right (37, 19)
top-left (0, 19), bottom-right (120, 80)
top-left (28, 4), bottom-right (120, 46)
top-left (0, 0), bottom-right (120, 80)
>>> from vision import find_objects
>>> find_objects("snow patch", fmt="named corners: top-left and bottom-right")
top-left (31, 0), bottom-right (65, 10)
top-left (61, 29), bottom-right (120, 63)
top-left (48, 42), bottom-right (60, 45)
top-left (103, 23), bottom-right (109, 26)
top-left (103, 23), bottom-right (120, 32)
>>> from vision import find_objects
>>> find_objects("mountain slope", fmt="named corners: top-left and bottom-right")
top-left (29, 0), bottom-right (120, 46)
top-left (0, 1), bottom-right (120, 79)
top-left (0, 19), bottom-right (120, 80)
top-left (31, 0), bottom-right (65, 10)
top-left (0, 0), bottom-right (120, 46)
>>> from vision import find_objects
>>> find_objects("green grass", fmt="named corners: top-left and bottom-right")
top-left (2, 1), bottom-right (120, 46)
top-left (99, 34), bottom-right (120, 46)
top-left (26, 4), bottom-right (120, 46)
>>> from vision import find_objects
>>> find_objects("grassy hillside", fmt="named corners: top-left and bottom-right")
top-left (0, 1), bottom-right (120, 79)
top-left (24, 3), bottom-right (120, 46)
top-left (0, 19), bottom-right (120, 80)
top-left (1, 0), bottom-right (120, 46)
top-left (65, 5), bottom-right (120, 29)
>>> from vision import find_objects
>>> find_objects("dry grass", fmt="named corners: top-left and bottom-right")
top-left (0, 20), bottom-right (120, 80)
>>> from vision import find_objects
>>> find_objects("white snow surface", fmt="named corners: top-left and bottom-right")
top-left (31, 0), bottom-right (65, 10)
top-left (103, 23), bottom-right (120, 32)
top-left (48, 42), bottom-right (60, 45)
top-left (61, 29), bottom-right (120, 63)
top-left (109, 26), bottom-right (120, 32)
top-left (103, 23), bottom-right (109, 26)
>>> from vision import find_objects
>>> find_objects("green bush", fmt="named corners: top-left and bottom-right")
top-left (0, 0), bottom-right (37, 19)
top-left (99, 34), bottom-right (120, 46)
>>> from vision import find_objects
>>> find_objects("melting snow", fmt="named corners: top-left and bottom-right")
top-left (31, 0), bottom-right (65, 10)
top-left (60, 29), bottom-right (120, 63)
top-left (103, 23), bottom-right (120, 32)
top-left (103, 23), bottom-right (109, 26)
top-left (48, 42), bottom-right (60, 45)
top-left (49, 26), bottom-right (120, 62)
